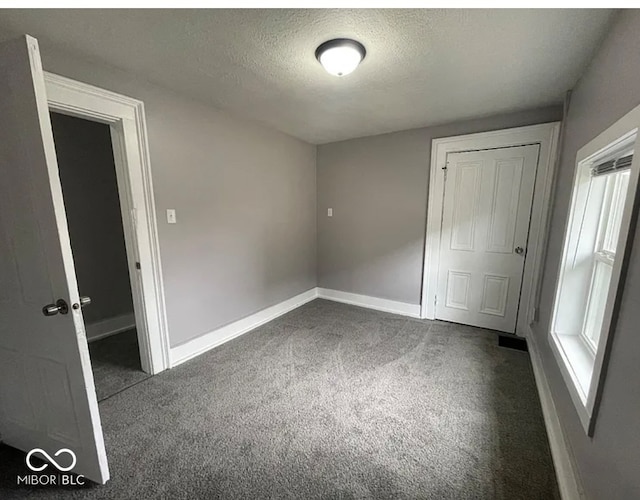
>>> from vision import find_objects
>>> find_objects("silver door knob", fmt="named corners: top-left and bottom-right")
top-left (515, 246), bottom-right (525, 255)
top-left (72, 296), bottom-right (92, 310)
top-left (42, 299), bottom-right (69, 316)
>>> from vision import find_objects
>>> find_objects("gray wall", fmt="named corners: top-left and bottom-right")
top-left (317, 106), bottom-right (563, 304)
top-left (51, 112), bottom-right (134, 325)
top-left (34, 41), bottom-right (317, 348)
top-left (532, 11), bottom-right (640, 499)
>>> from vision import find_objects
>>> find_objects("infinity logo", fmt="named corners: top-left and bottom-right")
top-left (26, 448), bottom-right (77, 472)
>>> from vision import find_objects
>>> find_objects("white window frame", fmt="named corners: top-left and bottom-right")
top-left (549, 104), bottom-right (640, 436)
top-left (580, 171), bottom-right (630, 354)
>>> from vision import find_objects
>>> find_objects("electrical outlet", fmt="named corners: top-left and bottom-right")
top-left (328, 208), bottom-right (333, 217)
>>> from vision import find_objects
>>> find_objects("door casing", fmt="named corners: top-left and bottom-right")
top-left (420, 122), bottom-right (561, 336)
top-left (45, 72), bottom-right (170, 374)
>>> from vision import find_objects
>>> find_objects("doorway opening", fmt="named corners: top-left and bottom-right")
top-left (421, 123), bottom-right (561, 336)
top-left (45, 71), bottom-right (170, 378)
top-left (50, 112), bottom-right (151, 400)
top-left (0, 35), bottom-right (169, 484)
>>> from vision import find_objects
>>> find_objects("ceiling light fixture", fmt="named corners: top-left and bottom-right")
top-left (315, 38), bottom-right (366, 77)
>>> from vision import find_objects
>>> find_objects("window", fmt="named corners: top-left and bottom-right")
top-left (550, 109), bottom-right (640, 436)
top-left (581, 170), bottom-right (630, 352)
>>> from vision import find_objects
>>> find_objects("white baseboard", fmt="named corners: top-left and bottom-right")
top-left (317, 288), bottom-right (421, 318)
top-left (525, 325), bottom-right (583, 500)
top-left (170, 288), bottom-right (319, 368)
top-left (170, 286), bottom-right (421, 369)
top-left (86, 313), bottom-right (136, 342)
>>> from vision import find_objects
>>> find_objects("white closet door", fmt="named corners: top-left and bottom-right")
top-left (435, 144), bottom-right (539, 332)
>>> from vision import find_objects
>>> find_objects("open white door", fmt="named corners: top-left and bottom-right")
top-left (435, 144), bottom-right (540, 333)
top-left (0, 35), bottom-right (109, 483)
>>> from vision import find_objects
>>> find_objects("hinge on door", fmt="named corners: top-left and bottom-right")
top-left (434, 295), bottom-right (438, 307)
top-left (131, 208), bottom-right (138, 227)
top-left (135, 262), bottom-right (141, 270)
top-left (442, 161), bottom-right (448, 171)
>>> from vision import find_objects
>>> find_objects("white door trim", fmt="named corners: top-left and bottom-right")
top-left (45, 72), bottom-right (170, 374)
top-left (421, 122), bottom-right (561, 336)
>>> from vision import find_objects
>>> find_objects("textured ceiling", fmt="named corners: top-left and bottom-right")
top-left (0, 9), bottom-right (616, 144)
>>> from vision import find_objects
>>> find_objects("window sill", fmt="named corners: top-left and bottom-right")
top-left (556, 333), bottom-right (594, 399)
top-left (549, 331), bottom-right (595, 433)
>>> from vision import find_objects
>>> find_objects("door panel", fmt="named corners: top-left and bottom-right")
top-left (445, 271), bottom-right (472, 310)
top-left (486, 159), bottom-right (523, 253)
top-left (450, 162), bottom-right (481, 251)
top-left (436, 145), bottom-right (539, 332)
top-left (0, 35), bottom-right (109, 483)
top-left (479, 274), bottom-right (510, 317)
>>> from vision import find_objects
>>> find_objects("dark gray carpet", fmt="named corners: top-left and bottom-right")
top-left (88, 329), bottom-right (151, 401)
top-left (0, 299), bottom-right (558, 499)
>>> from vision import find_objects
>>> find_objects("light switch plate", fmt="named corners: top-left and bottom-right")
top-left (167, 209), bottom-right (177, 224)
top-left (328, 208), bottom-right (333, 217)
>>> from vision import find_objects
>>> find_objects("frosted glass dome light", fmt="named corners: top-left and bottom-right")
top-left (315, 39), bottom-right (366, 77)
